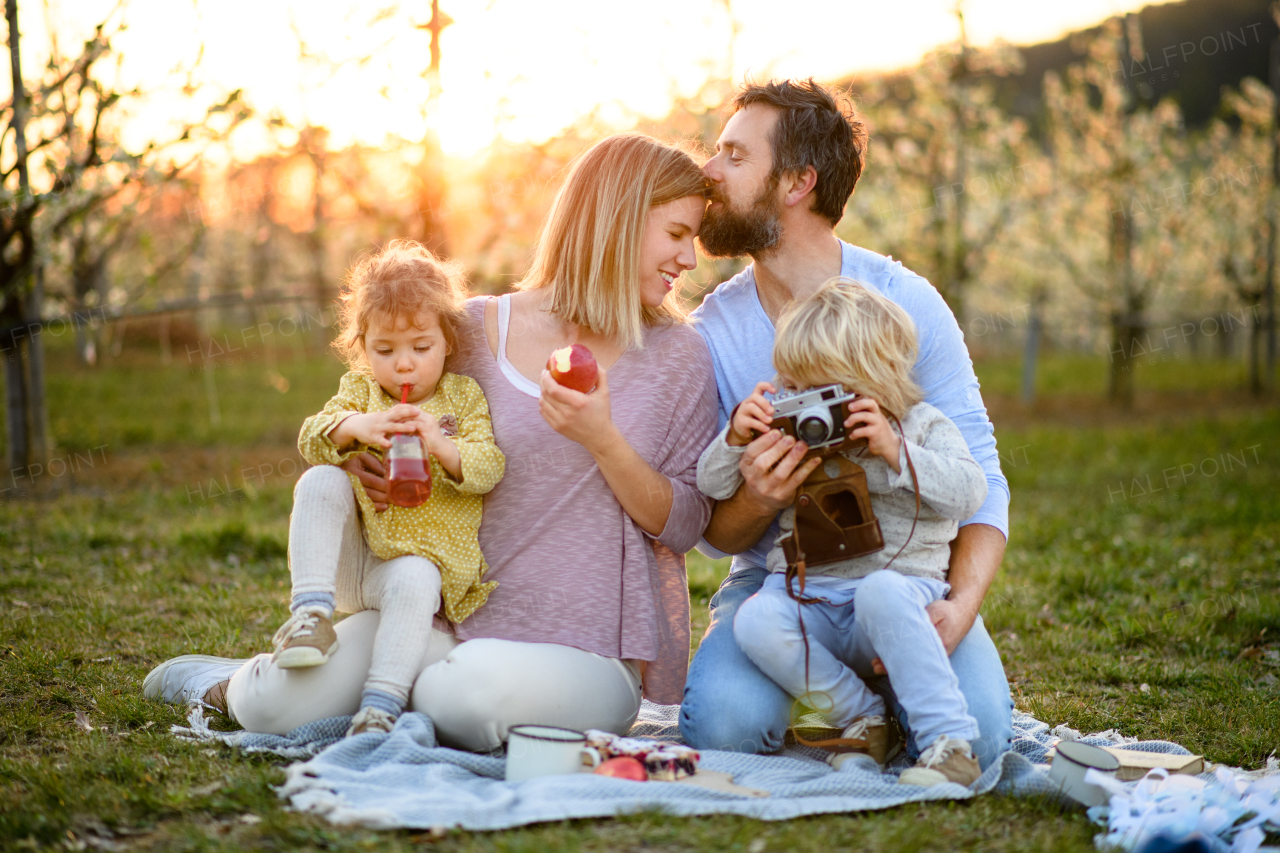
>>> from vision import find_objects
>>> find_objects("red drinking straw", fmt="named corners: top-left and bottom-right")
top-left (401, 383), bottom-right (411, 404)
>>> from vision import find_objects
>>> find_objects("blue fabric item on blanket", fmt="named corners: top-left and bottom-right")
top-left (170, 702), bottom-right (1209, 832)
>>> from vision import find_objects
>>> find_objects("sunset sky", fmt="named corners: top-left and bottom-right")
top-left (18, 0), bottom-right (1153, 158)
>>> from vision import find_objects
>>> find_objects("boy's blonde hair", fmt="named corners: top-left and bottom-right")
top-left (517, 133), bottom-right (708, 350)
top-left (333, 240), bottom-right (467, 369)
top-left (773, 277), bottom-right (923, 420)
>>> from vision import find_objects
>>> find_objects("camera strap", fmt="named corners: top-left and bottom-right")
top-left (782, 412), bottom-right (919, 596)
top-left (783, 412), bottom-right (921, 747)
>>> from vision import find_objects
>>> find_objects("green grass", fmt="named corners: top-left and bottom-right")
top-left (1, 341), bottom-right (1277, 851)
top-left (6, 337), bottom-right (347, 455)
top-left (971, 350), bottom-right (1255, 398)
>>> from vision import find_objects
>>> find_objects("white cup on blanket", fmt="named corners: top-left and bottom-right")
top-left (1050, 740), bottom-right (1121, 807)
top-left (505, 725), bottom-right (603, 782)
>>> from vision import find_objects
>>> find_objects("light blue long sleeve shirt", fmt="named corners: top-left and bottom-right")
top-left (689, 239), bottom-right (1010, 573)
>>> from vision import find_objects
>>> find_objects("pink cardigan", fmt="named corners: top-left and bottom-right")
top-left (445, 297), bottom-right (718, 704)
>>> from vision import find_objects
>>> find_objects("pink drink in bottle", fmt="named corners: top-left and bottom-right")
top-left (387, 384), bottom-right (431, 507)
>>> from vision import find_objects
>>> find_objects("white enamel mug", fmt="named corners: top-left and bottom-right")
top-left (1049, 740), bottom-right (1121, 807)
top-left (504, 725), bottom-right (603, 782)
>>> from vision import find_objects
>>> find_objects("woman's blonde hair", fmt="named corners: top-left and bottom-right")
top-left (773, 277), bottom-right (923, 420)
top-left (332, 239), bottom-right (468, 369)
top-left (517, 133), bottom-right (707, 350)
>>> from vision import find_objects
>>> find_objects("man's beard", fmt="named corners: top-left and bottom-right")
top-left (698, 176), bottom-right (783, 259)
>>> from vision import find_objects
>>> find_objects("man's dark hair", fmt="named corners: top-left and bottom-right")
top-left (731, 78), bottom-right (868, 226)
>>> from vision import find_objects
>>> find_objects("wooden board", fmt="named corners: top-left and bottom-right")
top-left (1100, 747), bottom-right (1204, 782)
top-left (1045, 745), bottom-right (1205, 782)
top-left (673, 770), bottom-right (770, 798)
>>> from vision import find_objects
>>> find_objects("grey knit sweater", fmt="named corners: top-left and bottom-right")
top-left (696, 402), bottom-right (987, 582)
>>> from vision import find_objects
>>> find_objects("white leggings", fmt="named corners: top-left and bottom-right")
top-left (225, 610), bottom-right (643, 751)
top-left (288, 465), bottom-right (442, 707)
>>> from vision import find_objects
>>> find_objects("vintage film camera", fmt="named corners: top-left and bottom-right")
top-left (767, 383), bottom-right (867, 452)
top-left (767, 384), bottom-right (885, 569)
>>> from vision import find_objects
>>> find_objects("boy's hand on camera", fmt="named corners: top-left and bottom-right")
top-left (844, 397), bottom-right (902, 473)
top-left (728, 382), bottom-right (776, 447)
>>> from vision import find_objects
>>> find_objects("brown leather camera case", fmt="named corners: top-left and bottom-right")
top-left (781, 454), bottom-right (884, 569)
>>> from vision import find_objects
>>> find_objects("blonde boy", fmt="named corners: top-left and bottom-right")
top-left (696, 277), bottom-right (988, 787)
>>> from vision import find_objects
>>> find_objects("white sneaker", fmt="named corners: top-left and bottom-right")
top-left (346, 706), bottom-right (397, 737)
top-left (142, 655), bottom-right (245, 711)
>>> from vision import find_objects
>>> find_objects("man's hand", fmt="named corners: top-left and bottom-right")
top-left (868, 525), bottom-right (1005, 672)
top-left (340, 452), bottom-right (390, 512)
top-left (925, 598), bottom-right (976, 655)
top-left (738, 429), bottom-right (823, 513)
top-left (867, 600), bottom-right (971, 676)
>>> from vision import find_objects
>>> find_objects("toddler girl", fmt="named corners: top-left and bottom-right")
top-left (282, 240), bottom-right (504, 736)
top-left (697, 277), bottom-right (987, 787)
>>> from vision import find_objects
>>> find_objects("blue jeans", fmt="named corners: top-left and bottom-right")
top-left (733, 572), bottom-right (980, 752)
top-left (680, 567), bottom-right (1014, 769)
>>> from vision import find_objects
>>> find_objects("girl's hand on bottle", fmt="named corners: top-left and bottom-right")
top-left (391, 407), bottom-right (464, 481)
top-left (843, 397), bottom-right (902, 473)
top-left (331, 408), bottom-right (418, 451)
top-left (410, 410), bottom-right (450, 458)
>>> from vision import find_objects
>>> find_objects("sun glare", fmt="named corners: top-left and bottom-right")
top-left (13, 0), bottom-right (1151, 161)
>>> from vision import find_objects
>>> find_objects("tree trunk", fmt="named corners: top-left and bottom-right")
top-left (414, 144), bottom-right (451, 256)
top-left (309, 151), bottom-right (328, 350)
top-left (1107, 200), bottom-right (1137, 407)
top-left (1248, 308), bottom-right (1263, 394)
top-left (4, 349), bottom-right (28, 471)
top-left (25, 264), bottom-right (49, 461)
top-left (159, 314), bottom-right (171, 366)
top-left (1021, 303), bottom-right (1041, 404)
top-left (1108, 312), bottom-right (1135, 406)
top-left (204, 360), bottom-right (221, 428)
top-left (4, 0), bottom-right (36, 470)
top-left (3, 312), bottom-right (28, 471)
top-left (1266, 31), bottom-right (1279, 390)
top-left (71, 229), bottom-right (99, 365)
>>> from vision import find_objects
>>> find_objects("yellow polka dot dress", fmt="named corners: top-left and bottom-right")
top-left (298, 371), bottom-right (505, 623)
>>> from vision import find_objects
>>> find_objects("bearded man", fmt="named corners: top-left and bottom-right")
top-left (681, 79), bottom-right (1013, 771)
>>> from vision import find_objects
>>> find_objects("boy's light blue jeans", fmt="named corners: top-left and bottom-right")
top-left (731, 571), bottom-right (979, 753)
top-left (680, 567), bottom-right (1014, 769)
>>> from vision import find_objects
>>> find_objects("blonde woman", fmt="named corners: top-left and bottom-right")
top-left (146, 133), bottom-right (718, 752)
top-left (695, 278), bottom-right (989, 787)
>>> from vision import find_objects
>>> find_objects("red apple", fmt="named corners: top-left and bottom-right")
top-left (546, 344), bottom-right (598, 393)
top-left (594, 756), bottom-right (647, 781)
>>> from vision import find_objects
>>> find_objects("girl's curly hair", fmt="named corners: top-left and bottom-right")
top-left (332, 240), bottom-right (467, 369)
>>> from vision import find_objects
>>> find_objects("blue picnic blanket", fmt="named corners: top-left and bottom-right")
top-left (173, 702), bottom-right (1210, 832)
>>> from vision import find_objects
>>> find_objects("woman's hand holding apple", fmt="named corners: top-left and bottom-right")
top-left (539, 363), bottom-right (616, 453)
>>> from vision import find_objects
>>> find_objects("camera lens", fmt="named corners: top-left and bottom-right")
top-left (796, 408), bottom-right (832, 445)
